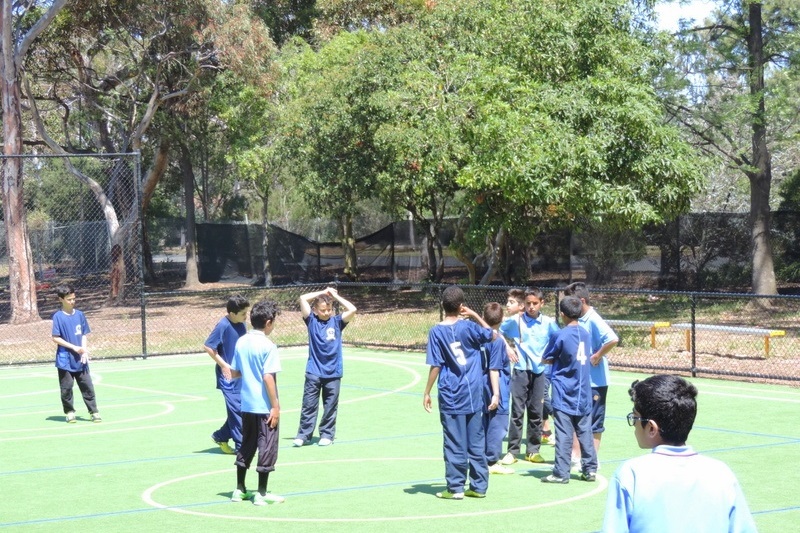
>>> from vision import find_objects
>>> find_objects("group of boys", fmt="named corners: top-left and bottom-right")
top-left (53, 281), bottom-right (756, 529)
top-left (422, 284), bottom-right (757, 532)
top-left (203, 287), bottom-right (356, 505)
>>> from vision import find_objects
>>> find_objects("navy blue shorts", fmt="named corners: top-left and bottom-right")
top-left (590, 386), bottom-right (608, 434)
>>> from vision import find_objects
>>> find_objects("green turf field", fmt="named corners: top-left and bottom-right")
top-left (1, 347), bottom-right (798, 532)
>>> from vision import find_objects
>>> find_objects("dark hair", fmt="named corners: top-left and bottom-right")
top-left (226, 294), bottom-right (250, 314)
top-left (482, 302), bottom-right (504, 327)
top-left (250, 299), bottom-right (280, 329)
top-left (559, 296), bottom-right (583, 319)
top-left (507, 288), bottom-right (525, 303)
top-left (55, 284), bottom-right (75, 299)
top-left (312, 293), bottom-right (333, 309)
top-left (563, 282), bottom-right (590, 305)
top-left (524, 287), bottom-right (545, 300)
top-left (441, 285), bottom-right (465, 314)
top-left (629, 374), bottom-right (698, 445)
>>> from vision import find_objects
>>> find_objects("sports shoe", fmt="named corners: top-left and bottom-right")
top-left (541, 430), bottom-right (552, 445)
top-left (435, 490), bottom-right (464, 500)
top-left (318, 437), bottom-right (332, 446)
top-left (66, 411), bottom-right (76, 423)
top-left (581, 471), bottom-right (597, 482)
top-left (292, 438), bottom-right (306, 447)
top-left (464, 489), bottom-right (486, 498)
top-left (212, 435), bottom-right (235, 455)
top-left (541, 474), bottom-right (569, 484)
top-left (570, 458), bottom-right (581, 473)
top-left (526, 453), bottom-right (546, 463)
top-left (263, 492), bottom-right (286, 503)
top-left (91, 413), bottom-right (102, 423)
top-left (231, 489), bottom-right (253, 502)
top-left (252, 493), bottom-right (267, 506)
top-left (488, 463), bottom-right (515, 475)
top-left (499, 452), bottom-right (517, 465)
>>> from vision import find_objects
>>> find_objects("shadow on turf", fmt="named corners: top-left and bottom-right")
top-left (404, 483), bottom-right (447, 497)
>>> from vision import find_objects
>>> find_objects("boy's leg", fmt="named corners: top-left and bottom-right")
top-left (576, 413), bottom-right (598, 474)
top-left (58, 368), bottom-right (76, 414)
top-left (506, 369), bottom-right (529, 455)
top-left (295, 373), bottom-right (322, 442)
top-left (551, 410), bottom-right (574, 479)
top-left (440, 412), bottom-right (468, 493)
top-left (525, 371), bottom-right (546, 455)
top-left (255, 414), bottom-right (279, 475)
top-left (465, 411), bottom-right (488, 494)
top-left (317, 377), bottom-right (341, 441)
top-left (74, 368), bottom-right (99, 414)
top-left (485, 411), bottom-right (509, 464)
top-left (590, 386), bottom-right (608, 459)
top-left (236, 412), bottom-right (259, 469)
top-left (217, 387), bottom-right (243, 449)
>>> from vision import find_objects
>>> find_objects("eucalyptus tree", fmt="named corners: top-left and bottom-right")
top-left (660, 0), bottom-right (800, 294)
top-left (1, 0), bottom-right (68, 322)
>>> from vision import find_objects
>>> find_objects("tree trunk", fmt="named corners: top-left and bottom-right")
top-left (178, 143), bottom-right (200, 288)
top-left (746, 4), bottom-right (777, 295)
top-left (341, 212), bottom-right (358, 280)
top-left (1, 59), bottom-right (39, 323)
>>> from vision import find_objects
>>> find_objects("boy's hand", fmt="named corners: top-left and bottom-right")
top-left (221, 365), bottom-right (232, 381)
top-left (267, 406), bottom-right (280, 428)
top-left (423, 393), bottom-right (433, 413)
top-left (80, 352), bottom-right (89, 365)
top-left (488, 394), bottom-right (499, 411)
top-left (590, 352), bottom-right (602, 366)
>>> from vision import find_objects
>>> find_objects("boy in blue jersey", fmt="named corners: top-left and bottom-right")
top-left (540, 296), bottom-right (597, 483)
top-left (293, 287), bottom-right (357, 447)
top-left (499, 287), bottom-right (558, 465)
top-left (481, 302), bottom-right (513, 475)
top-left (603, 375), bottom-right (757, 532)
top-left (563, 282), bottom-right (618, 469)
top-left (204, 294), bottom-right (249, 454)
top-left (51, 285), bottom-right (101, 423)
top-left (229, 299), bottom-right (285, 506)
top-left (423, 285), bottom-right (495, 499)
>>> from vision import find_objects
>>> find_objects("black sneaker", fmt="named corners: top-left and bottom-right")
top-left (541, 474), bottom-right (569, 484)
top-left (581, 472), bottom-right (597, 482)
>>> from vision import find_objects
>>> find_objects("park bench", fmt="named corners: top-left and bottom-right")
top-left (670, 323), bottom-right (785, 357)
top-left (606, 319), bottom-right (671, 349)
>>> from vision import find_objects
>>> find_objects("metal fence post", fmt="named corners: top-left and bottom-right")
top-left (690, 292), bottom-right (697, 377)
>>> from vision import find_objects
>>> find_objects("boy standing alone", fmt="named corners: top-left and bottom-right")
top-left (293, 287), bottom-right (357, 447)
top-left (229, 299), bottom-right (285, 506)
top-left (204, 294), bottom-right (250, 454)
top-left (541, 296), bottom-right (597, 483)
top-left (51, 284), bottom-right (101, 423)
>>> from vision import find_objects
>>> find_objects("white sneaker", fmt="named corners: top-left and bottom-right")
top-left (261, 492), bottom-right (286, 503)
top-left (489, 463), bottom-right (515, 475)
top-left (570, 458), bottom-right (581, 474)
top-left (499, 452), bottom-right (517, 465)
top-left (318, 437), bottom-right (332, 446)
top-left (231, 489), bottom-right (252, 502)
top-left (292, 438), bottom-right (305, 447)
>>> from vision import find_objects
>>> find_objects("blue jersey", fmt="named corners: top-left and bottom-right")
top-left (577, 308), bottom-right (618, 387)
top-left (304, 313), bottom-right (347, 378)
top-left (205, 316), bottom-right (247, 390)
top-left (52, 309), bottom-right (91, 372)
top-left (231, 331), bottom-right (282, 414)
top-left (481, 336), bottom-right (511, 415)
top-left (426, 320), bottom-right (493, 415)
top-left (603, 445), bottom-right (757, 533)
top-left (542, 324), bottom-right (593, 416)
top-left (499, 312), bottom-right (558, 374)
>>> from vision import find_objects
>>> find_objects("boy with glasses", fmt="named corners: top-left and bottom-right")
top-left (603, 375), bottom-right (756, 532)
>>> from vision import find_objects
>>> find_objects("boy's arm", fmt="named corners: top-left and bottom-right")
top-left (52, 335), bottom-right (86, 356)
top-left (299, 289), bottom-right (327, 319)
top-left (329, 287), bottom-right (357, 323)
top-left (591, 339), bottom-right (618, 367)
top-left (460, 305), bottom-right (489, 329)
top-left (422, 366), bottom-right (440, 413)
top-left (204, 345), bottom-right (232, 381)
top-left (263, 372), bottom-right (280, 428)
top-left (488, 369), bottom-right (500, 410)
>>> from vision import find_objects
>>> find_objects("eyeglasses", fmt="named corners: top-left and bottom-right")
top-left (626, 412), bottom-right (650, 427)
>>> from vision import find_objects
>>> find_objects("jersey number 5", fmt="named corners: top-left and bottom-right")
top-left (449, 341), bottom-right (467, 366)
